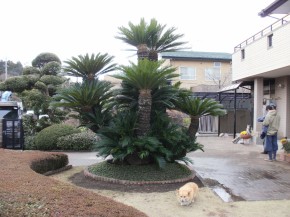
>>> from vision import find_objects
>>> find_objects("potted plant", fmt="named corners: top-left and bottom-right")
top-left (240, 130), bottom-right (252, 139)
top-left (280, 138), bottom-right (290, 162)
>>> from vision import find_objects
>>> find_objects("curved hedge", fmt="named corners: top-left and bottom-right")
top-left (30, 153), bottom-right (69, 174)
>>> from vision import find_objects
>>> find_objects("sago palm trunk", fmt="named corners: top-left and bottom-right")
top-left (148, 50), bottom-right (158, 61)
top-left (137, 44), bottom-right (149, 60)
top-left (137, 89), bottom-right (152, 136)
top-left (188, 116), bottom-right (200, 139)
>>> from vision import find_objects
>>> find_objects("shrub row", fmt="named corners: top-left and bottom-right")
top-left (30, 153), bottom-right (69, 174)
top-left (25, 124), bottom-right (99, 151)
top-left (56, 131), bottom-right (99, 151)
top-left (34, 124), bottom-right (80, 150)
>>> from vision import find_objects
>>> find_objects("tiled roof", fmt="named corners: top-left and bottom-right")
top-left (160, 51), bottom-right (232, 61)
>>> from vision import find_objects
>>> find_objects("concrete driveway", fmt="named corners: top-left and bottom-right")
top-left (63, 151), bottom-right (103, 166)
top-left (188, 136), bottom-right (290, 202)
top-left (62, 135), bottom-right (290, 203)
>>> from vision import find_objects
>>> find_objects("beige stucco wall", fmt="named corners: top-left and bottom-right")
top-left (166, 59), bottom-right (232, 90)
top-left (232, 22), bottom-right (290, 81)
top-left (103, 59), bottom-right (232, 92)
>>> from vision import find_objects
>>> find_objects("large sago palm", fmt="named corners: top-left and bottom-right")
top-left (176, 96), bottom-right (226, 139)
top-left (51, 80), bottom-right (114, 132)
top-left (63, 53), bottom-right (116, 82)
top-left (113, 59), bottom-right (177, 136)
top-left (116, 18), bottom-right (187, 61)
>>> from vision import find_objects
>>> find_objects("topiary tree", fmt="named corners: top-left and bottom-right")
top-left (0, 53), bottom-right (67, 121)
top-left (32, 52), bottom-right (61, 68)
top-left (22, 66), bottom-right (41, 75)
top-left (41, 61), bottom-right (61, 76)
top-left (21, 89), bottom-right (50, 116)
top-left (1, 76), bottom-right (29, 92)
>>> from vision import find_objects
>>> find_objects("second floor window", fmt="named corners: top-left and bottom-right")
top-left (268, 34), bottom-right (273, 48)
top-left (241, 49), bottom-right (245, 59)
top-left (180, 67), bottom-right (196, 80)
top-left (213, 62), bottom-right (221, 68)
top-left (205, 68), bottom-right (221, 81)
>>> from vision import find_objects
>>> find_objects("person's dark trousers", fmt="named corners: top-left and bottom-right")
top-left (261, 139), bottom-right (268, 154)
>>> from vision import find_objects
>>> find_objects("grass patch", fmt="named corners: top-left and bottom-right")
top-left (88, 161), bottom-right (192, 181)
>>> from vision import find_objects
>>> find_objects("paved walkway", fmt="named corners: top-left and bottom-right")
top-left (189, 136), bottom-right (290, 202)
top-left (64, 135), bottom-right (290, 202)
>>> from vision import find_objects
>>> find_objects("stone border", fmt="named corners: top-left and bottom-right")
top-left (83, 165), bottom-right (195, 185)
top-left (44, 165), bottom-right (72, 176)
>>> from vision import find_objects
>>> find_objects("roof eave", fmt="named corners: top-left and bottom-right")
top-left (258, 0), bottom-right (288, 17)
top-left (161, 56), bottom-right (231, 61)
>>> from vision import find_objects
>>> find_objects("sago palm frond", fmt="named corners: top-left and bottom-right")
top-left (51, 80), bottom-right (113, 112)
top-left (113, 59), bottom-right (178, 90)
top-left (177, 96), bottom-right (226, 117)
top-left (63, 53), bottom-right (116, 81)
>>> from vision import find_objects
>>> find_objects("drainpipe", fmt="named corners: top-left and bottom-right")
top-left (218, 92), bottom-right (221, 136)
top-left (233, 89), bottom-right (237, 139)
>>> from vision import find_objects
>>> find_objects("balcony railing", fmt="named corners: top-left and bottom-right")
top-left (234, 14), bottom-right (290, 52)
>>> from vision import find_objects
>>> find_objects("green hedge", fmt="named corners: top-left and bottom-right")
top-left (57, 131), bottom-right (98, 151)
top-left (34, 124), bottom-right (80, 150)
top-left (30, 153), bottom-right (68, 174)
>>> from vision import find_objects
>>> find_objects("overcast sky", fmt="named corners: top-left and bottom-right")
top-left (1, 0), bottom-right (279, 66)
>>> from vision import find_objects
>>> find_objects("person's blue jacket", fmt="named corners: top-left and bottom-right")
top-left (257, 116), bottom-right (268, 139)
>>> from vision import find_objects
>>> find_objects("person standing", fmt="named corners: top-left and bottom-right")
top-left (262, 105), bottom-right (280, 161)
top-left (258, 104), bottom-right (276, 154)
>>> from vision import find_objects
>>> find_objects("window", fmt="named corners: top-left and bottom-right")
top-left (180, 67), bottom-right (196, 80)
top-left (213, 62), bottom-right (221, 68)
top-left (205, 68), bottom-right (221, 81)
top-left (268, 34), bottom-right (273, 48)
top-left (241, 49), bottom-right (245, 59)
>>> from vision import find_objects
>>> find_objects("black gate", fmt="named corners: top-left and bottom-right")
top-left (2, 119), bottom-right (24, 149)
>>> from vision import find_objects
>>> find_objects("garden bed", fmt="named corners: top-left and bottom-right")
top-left (0, 149), bottom-right (147, 217)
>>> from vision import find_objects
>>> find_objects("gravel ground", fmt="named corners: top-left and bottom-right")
top-left (51, 166), bottom-right (290, 217)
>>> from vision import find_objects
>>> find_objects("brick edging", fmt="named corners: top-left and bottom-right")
top-left (83, 166), bottom-right (195, 185)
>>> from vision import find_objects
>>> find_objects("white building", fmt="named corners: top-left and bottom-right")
top-left (232, 0), bottom-right (290, 141)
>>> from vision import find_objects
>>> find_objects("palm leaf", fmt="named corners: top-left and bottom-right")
top-left (63, 53), bottom-right (116, 81)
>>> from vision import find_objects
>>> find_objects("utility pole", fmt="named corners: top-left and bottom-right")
top-left (5, 58), bottom-right (8, 80)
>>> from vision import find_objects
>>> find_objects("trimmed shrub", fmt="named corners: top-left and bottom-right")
top-left (34, 81), bottom-right (47, 92)
top-left (57, 131), bottom-right (99, 151)
top-left (41, 61), bottom-right (61, 76)
top-left (0, 82), bottom-right (7, 91)
top-left (30, 153), bottom-right (69, 174)
top-left (40, 75), bottom-right (66, 86)
top-left (4, 76), bottom-right (29, 92)
top-left (24, 135), bottom-right (37, 150)
top-left (34, 124), bottom-right (80, 150)
top-left (22, 66), bottom-right (40, 75)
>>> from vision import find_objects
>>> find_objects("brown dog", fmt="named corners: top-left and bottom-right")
top-left (176, 182), bottom-right (199, 206)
